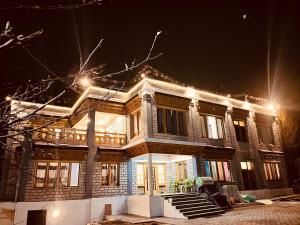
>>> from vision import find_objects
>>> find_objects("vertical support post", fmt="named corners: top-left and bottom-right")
top-left (142, 93), bottom-right (153, 138)
top-left (147, 153), bottom-right (153, 196)
top-left (17, 130), bottom-right (33, 201)
top-left (85, 109), bottom-right (96, 199)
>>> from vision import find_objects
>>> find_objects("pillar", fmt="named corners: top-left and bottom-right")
top-left (147, 153), bottom-right (153, 196)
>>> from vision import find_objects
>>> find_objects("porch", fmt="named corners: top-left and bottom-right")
top-left (128, 153), bottom-right (198, 196)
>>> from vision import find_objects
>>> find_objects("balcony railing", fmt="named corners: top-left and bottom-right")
top-left (32, 127), bottom-right (127, 147)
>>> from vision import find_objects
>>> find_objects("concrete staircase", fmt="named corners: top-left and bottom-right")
top-left (163, 193), bottom-right (225, 219)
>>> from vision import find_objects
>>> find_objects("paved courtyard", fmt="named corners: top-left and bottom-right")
top-left (108, 202), bottom-right (300, 225)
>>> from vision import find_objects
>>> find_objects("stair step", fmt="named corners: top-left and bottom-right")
top-left (179, 205), bottom-right (217, 212)
top-left (182, 207), bottom-right (223, 216)
top-left (172, 196), bottom-right (204, 202)
top-left (163, 194), bottom-right (198, 200)
top-left (175, 202), bottom-right (213, 209)
top-left (172, 199), bottom-right (208, 206)
top-left (186, 210), bottom-right (225, 219)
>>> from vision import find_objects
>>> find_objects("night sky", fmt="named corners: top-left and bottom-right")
top-left (0, 0), bottom-right (299, 109)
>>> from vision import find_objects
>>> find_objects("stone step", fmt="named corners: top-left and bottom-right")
top-left (172, 196), bottom-right (204, 202)
top-left (172, 198), bottom-right (208, 206)
top-left (182, 207), bottom-right (224, 216)
top-left (179, 204), bottom-right (217, 212)
top-left (175, 201), bottom-right (213, 209)
top-left (163, 193), bottom-right (198, 200)
top-left (186, 210), bottom-right (225, 219)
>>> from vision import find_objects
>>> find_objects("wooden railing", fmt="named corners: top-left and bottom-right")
top-left (32, 127), bottom-right (127, 147)
top-left (95, 131), bottom-right (127, 147)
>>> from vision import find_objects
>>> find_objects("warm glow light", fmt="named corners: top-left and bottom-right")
top-left (243, 101), bottom-right (250, 110)
top-left (186, 87), bottom-right (196, 99)
top-left (141, 73), bottom-right (146, 78)
top-left (79, 77), bottom-right (91, 87)
top-left (267, 103), bottom-right (275, 111)
top-left (52, 209), bottom-right (60, 218)
top-left (5, 96), bottom-right (12, 101)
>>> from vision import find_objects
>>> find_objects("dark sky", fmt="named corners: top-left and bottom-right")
top-left (0, 0), bottom-right (299, 109)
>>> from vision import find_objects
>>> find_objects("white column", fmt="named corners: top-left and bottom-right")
top-left (147, 153), bottom-right (153, 196)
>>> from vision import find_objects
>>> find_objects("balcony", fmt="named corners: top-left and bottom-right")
top-left (32, 127), bottom-right (127, 147)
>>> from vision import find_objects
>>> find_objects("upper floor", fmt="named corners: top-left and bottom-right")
top-left (11, 66), bottom-right (281, 153)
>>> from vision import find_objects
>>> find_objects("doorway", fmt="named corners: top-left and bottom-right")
top-left (136, 163), bottom-right (166, 194)
top-left (27, 210), bottom-right (47, 225)
top-left (241, 161), bottom-right (257, 190)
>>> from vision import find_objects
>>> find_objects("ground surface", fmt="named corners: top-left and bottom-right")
top-left (105, 202), bottom-right (300, 225)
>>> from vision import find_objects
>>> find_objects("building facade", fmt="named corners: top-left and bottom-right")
top-left (0, 66), bottom-right (290, 224)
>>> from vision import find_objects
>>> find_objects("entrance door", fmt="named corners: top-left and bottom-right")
top-left (136, 163), bottom-right (166, 194)
top-left (27, 210), bottom-right (47, 225)
top-left (241, 161), bottom-right (257, 190)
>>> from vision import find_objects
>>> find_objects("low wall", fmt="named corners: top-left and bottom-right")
top-left (0, 196), bottom-right (127, 225)
top-left (127, 195), bottom-right (163, 217)
top-left (240, 188), bottom-right (294, 200)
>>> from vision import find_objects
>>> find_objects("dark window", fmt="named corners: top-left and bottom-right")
top-left (157, 108), bottom-right (187, 136)
top-left (240, 161), bottom-right (257, 190)
top-left (157, 108), bottom-right (164, 133)
top-left (257, 124), bottom-right (274, 145)
top-left (233, 120), bottom-right (248, 142)
top-left (27, 210), bottom-right (47, 225)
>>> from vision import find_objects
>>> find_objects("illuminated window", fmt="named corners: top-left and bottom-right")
top-left (101, 163), bottom-right (119, 186)
top-left (205, 160), bottom-right (232, 182)
top-left (157, 108), bottom-right (187, 136)
top-left (48, 162), bottom-right (58, 187)
top-left (130, 111), bottom-right (140, 139)
top-left (35, 161), bottom-right (80, 188)
top-left (240, 161), bottom-right (254, 170)
top-left (36, 162), bottom-right (47, 187)
top-left (137, 164), bottom-right (144, 186)
top-left (176, 161), bottom-right (187, 181)
top-left (157, 164), bottom-right (165, 185)
top-left (233, 120), bottom-right (248, 142)
top-left (264, 162), bottom-right (281, 180)
top-left (200, 115), bottom-right (224, 139)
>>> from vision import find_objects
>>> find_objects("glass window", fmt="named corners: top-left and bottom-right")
top-left (101, 163), bottom-right (119, 186)
top-left (59, 162), bottom-right (69, 186)
top-left (176, 161), bottom-right (187, 181)
top-left (48, 162), bottom-right (58, 187)
top-left (110, 163), bottom-right (119, 186)
top-left (101, 163), bottom-right (109, 186)
top-left (70, 163), bottom-right (80, 187)
top-left (264, 162), bottom-right (281, 180)
top-left (257, 124), bottom-right (274, 145)
top-left (207, 116), bottom-right (218, 139)
top-left (202, 115), bottom-right (224, 139)
top-left (137, 164), bottom-right (144, 186)
top-left (130, 111), bottom-right (140, 139)
top-left (234, 120), bottom-right (248, 142)
top-left (157, 108), bottom-right (187, 136)
top-left (206, 160), bottom-right (232, 182)
top-left (157, 164), bottom-right (165, 185)
top-left (36, 162), bottom-right (47, 187)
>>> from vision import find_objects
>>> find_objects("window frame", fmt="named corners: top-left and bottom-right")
top-left (256, 123), bottom-right (275, 145)
top-left (199, 114), bottom-right (225, 140)
top-left (100, 162), bottom-right (120, 187)
top-left (205, 160), bottom-right (232, 182)
top-left (233, 119), bottom-right (248, 142)
top-left (263, 161), bottom-right (281, 181)
top-left (130, 110), bottom-right (141, 139)
top-left (35, 161), bottom-right (80, 188)
top-left (157, 107), bottom-right (188, 136)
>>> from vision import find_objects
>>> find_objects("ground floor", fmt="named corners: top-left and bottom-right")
top-left (106, 201), bottom-right (300, 225)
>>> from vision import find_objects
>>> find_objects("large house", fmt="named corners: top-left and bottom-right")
top-left (0, 66), bottom-right (292, 225)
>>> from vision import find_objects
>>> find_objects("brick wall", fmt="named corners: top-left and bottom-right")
top-left (92, 161), bottom-right (128, 197)
top-left (24, 160), bottom-right (86, 202)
